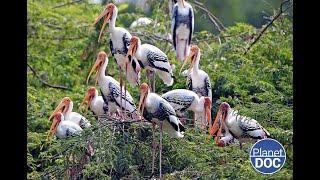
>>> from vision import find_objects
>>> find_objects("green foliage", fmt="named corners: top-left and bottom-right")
top-left (27, 0), bottom-right (292, 179)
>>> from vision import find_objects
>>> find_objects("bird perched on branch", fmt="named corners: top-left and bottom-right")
top-left (48, 112), bottom-right (83, 139)
top-left (93, 3), bottom-right (141, 107)
top-left (210, 102), bottom-right (271, 149)
top-left (86, 51), bottom-right (138, 120)
top-left (80, 86), bottom-right (120, 119)
top-left (180, 45), bottom-right (212, 100)
top-left (172, 0), bottom-right (194, 61)
top-left (50, 97), bottom-right (91, 129)
top-left (161, 89), bottom-right (211, 130)
top-left (138, 83), bottom-right (185, 178)
top-left (127, 36), bottom-right (174, 92)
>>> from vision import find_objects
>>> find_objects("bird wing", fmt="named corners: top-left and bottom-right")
top-left (236, 114), bottom-right (270, 138)
top-left (158, 101), bottom-right (184, 132)
top-left (187, 75), bottom-right (192, 90)
top-left (109, 39), bottom-right (114, 56)
top-left (122, 32), bottom-right (130, 54)
top-left (108, 82), bottom-right (137, 113)
top-left (64, 121), bottom-right (83, 137)
top-left (204, 76), bottom-right (212, 99)
top-left (146, 51), bottom-right (171, 73)
top-left (171, 5), bottom-right (178, 50)
top-left (162, 94), bottom-right (195, 112)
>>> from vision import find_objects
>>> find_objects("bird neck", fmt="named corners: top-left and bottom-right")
top-left (178, 0), bottom-right (185, 7)
top-left (195, 96), bottom-right (205, 112)
top-left (109, 9), bottom-right (118, 31)
top-left (98, 58), bottom-right (108, 87)
top-left (91, 90), bottom-right (99, 107)
top-left (64, 101), bottom-right (73, 119)
top-left (192, 51), bottom-right (200, 73)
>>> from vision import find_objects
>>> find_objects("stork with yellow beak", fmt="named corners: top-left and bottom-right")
top-left (126, 36), bottom-right (174, 92)
top-left (138, 83), bottom-right (185, 178)
top-left (180, 45), bottom-right (212, 100)
top-left (80, 87), bottom-right (120, 119)
top-left (49, 97), bottom-right (91, 129)
top-left (210, 102), bottom-right (271, 149)
top-left (161, 89), bottom-right (212, 130)
top-left (86, 51), bottom-right (138, 119)
top-left (172, 0), bottom-right (194, 61)
top-left (93, 3), bottom-right (141, 88)
top-left (48, 112), bottom-right (83, 139)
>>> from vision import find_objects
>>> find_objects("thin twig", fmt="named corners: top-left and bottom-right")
top-left (244, 0), bottom-right (292, 54)
top-left (192, 0), bottom-right (226, 32)
top-left (27, 63), bottom-right (72, 90)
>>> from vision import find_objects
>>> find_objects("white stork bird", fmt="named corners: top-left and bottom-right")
top-left (211, 102), bottom-right (271, 149)
top-left (180, 45), bottom-right (212, 100)
top-left (127, 36), bottom-right (174, 92)
top-left (161, 89), bottom-right (212, 130)
top-left (49, 97), bottom-right (91, 129)
top-left (86, 51), bottom-right (138, 119)
top-left (172, 0), bottom-right (194, 61)
top-left (48, 112), bottom-right (83, 139)
top-left (80, 86), bottom-right (119, 118)
top-left (138, 83), bottom-right (185, 178)
top-left (93, 3), bottom-right (141, 87)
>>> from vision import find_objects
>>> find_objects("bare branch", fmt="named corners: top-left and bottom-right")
top-left (27, 63), bottom-right (72, 91)
top-left (244, 0), bottom-right (292, 54)
top-left (192, 0), bottom-right (226, 32)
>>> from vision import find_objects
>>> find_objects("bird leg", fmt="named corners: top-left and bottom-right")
top-left (151, 122), bottom-right (156, 177)
top-left (159, 121), bottom-right (163, 179)
top-left (146, 69), bottom-right (155, 92)
top-left (152, 71), bottom-right (156, 93)
top-left (119, 67), bottom-right (124, 119)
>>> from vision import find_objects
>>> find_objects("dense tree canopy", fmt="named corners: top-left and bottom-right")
top-left (27, 0), bottom-right (292, 179)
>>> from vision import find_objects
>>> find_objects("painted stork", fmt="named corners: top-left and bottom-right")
top-left (86, 51), bottom-right (138, 119)
top-left (210, 102), bottom-right (271, 149)
top-left (127, 36), bottom-right (174, 92)
top-left (49, 97), bottom-right (91, 129)
top-left (180, 45), bottom-right (212, 100)
top-left (172, 0), bottom-right (194, 61)
top-left (48, 112), bottom-right (83, 139)
top-left (161, 89), bottom-right (211, 129)
top-left (80, 86), bottom-right (119, 118)
top-left (93, 3), bottom-right (141, 92)
top-left (138, 83), bottom-right (185, 178)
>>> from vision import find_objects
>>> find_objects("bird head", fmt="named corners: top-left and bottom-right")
top-left (127, 36), bottom-right (139, 58)
top-left (80, 87), bottom-right (97, 113)
top-left (93, 3), bottom-right (116, 42)
top-left (179, 45), bottom-right (200, 75)
top-left (210, 102), bottom-right (230, 137)
top-left (126, 36), bottom-right (141, 72)
top-left (138, 83), bottom-right (149, 117)
top-left (47, 112), bottom-right (64, 139)
top-left (49, 97), bottom-right (72, 120)
top-left (87, 51), bottom-right (108, 86)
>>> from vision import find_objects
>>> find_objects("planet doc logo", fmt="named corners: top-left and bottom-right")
top-left (250, 139), bottom-right (286, 174)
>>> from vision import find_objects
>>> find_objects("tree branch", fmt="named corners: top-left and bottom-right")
top-left (27, 63), bottom-right (72, 91)
top-left (244, 0), bottom-right (292, 54)
top-left (192, 0), bottom-right (226, 32)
